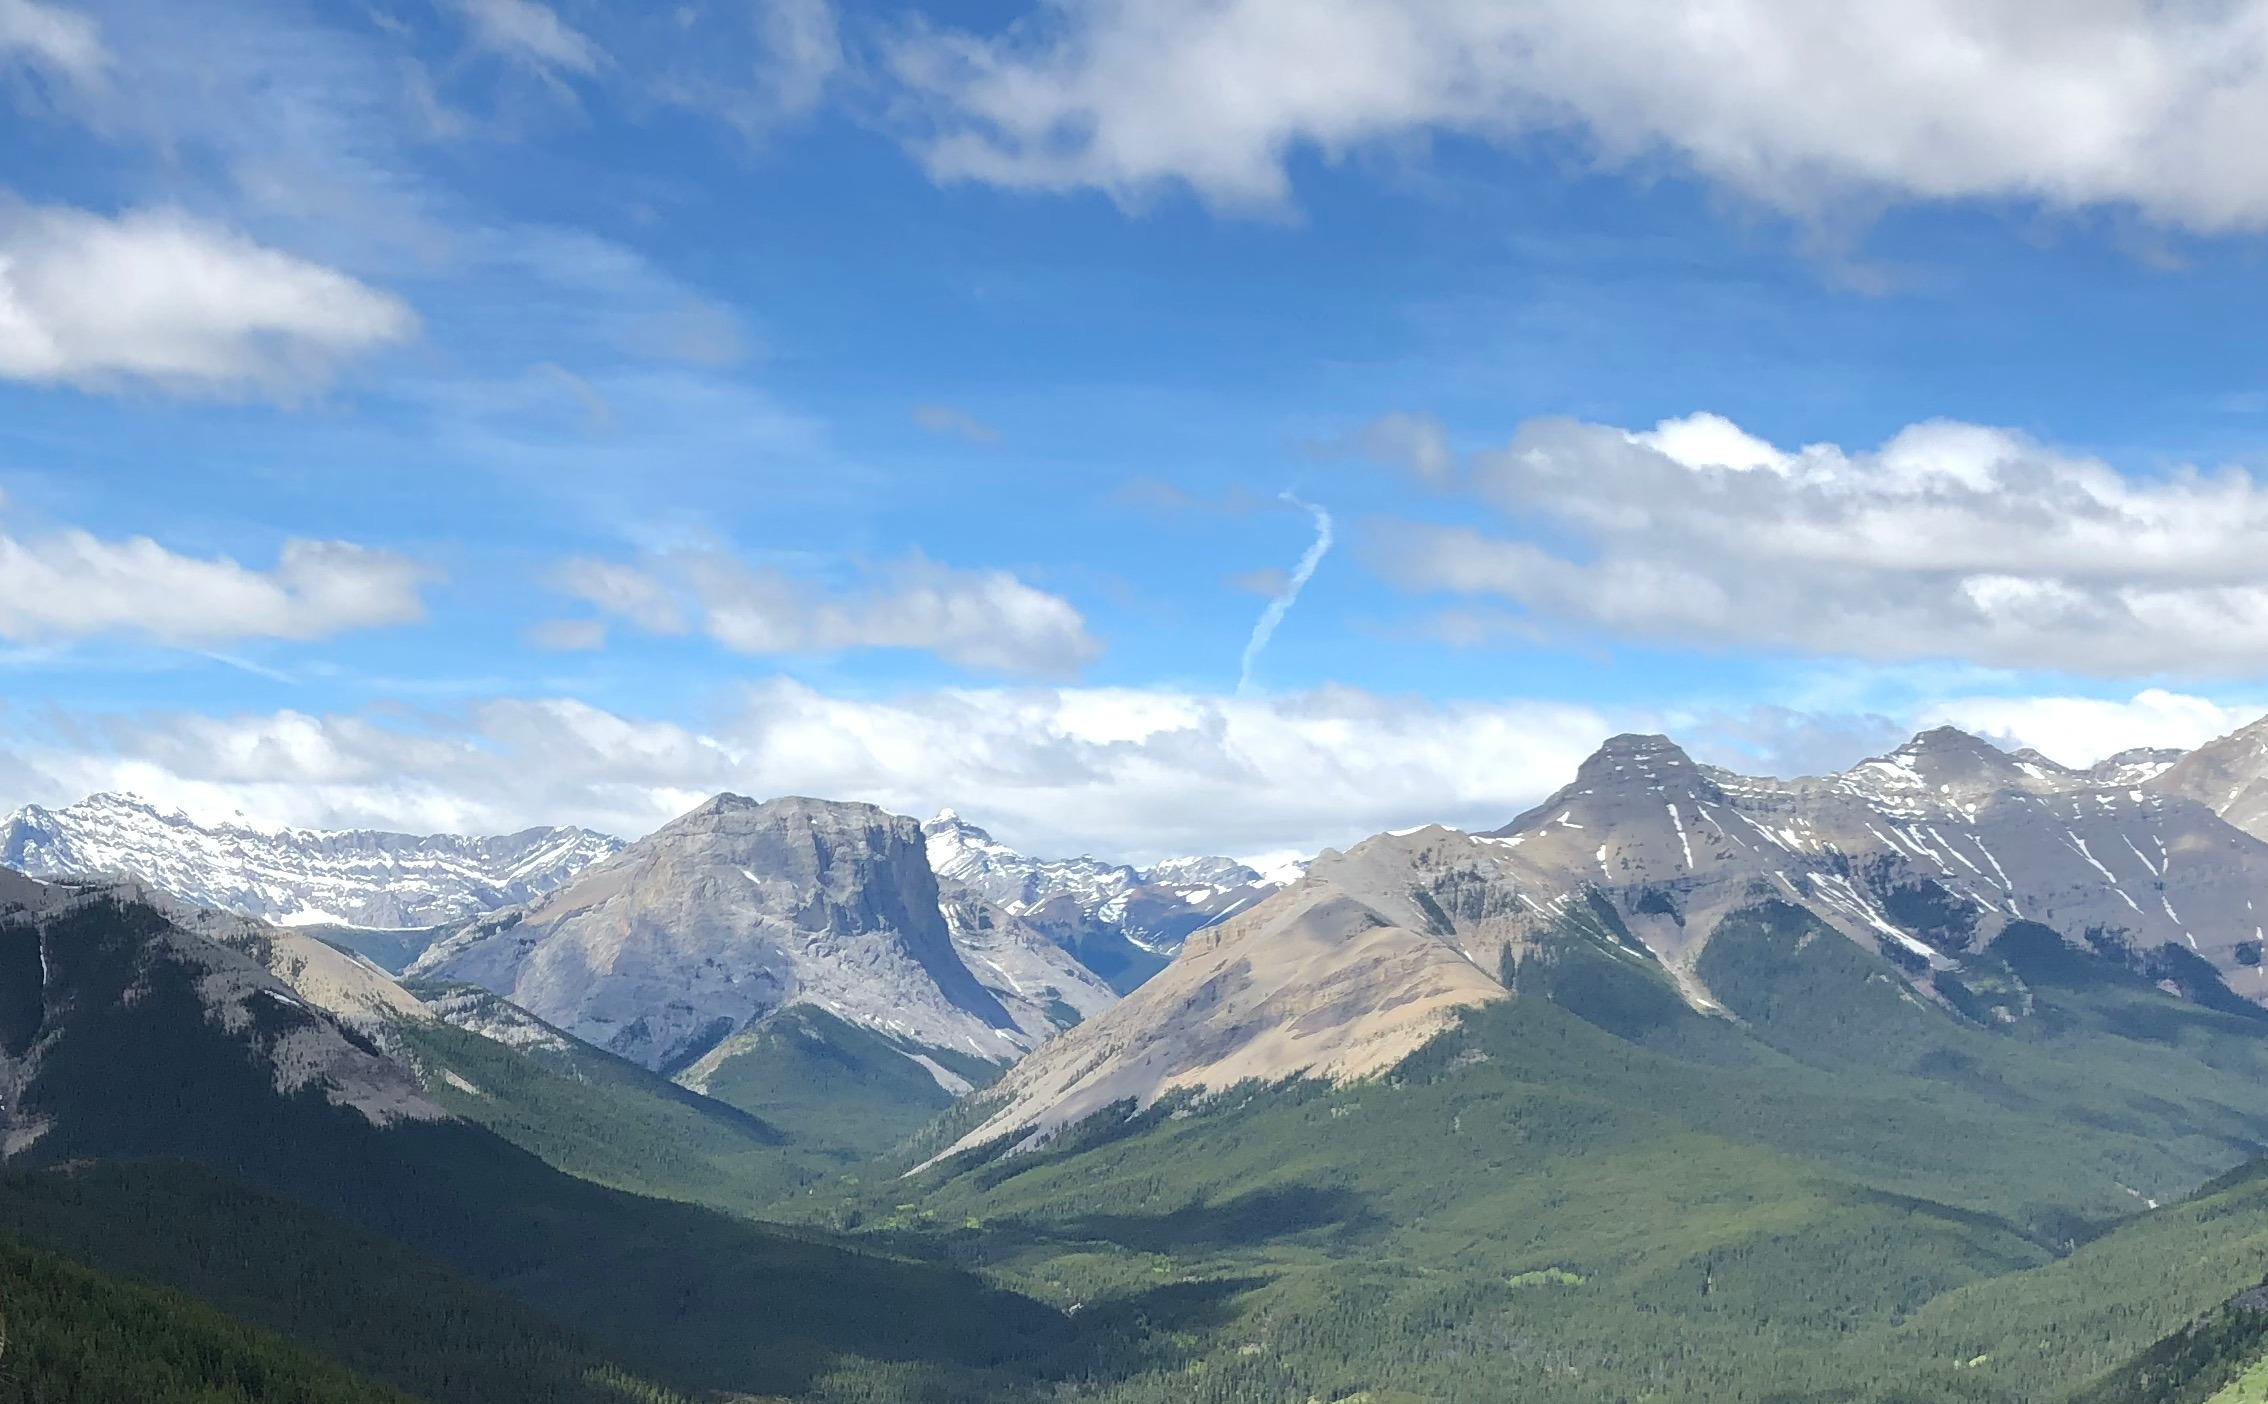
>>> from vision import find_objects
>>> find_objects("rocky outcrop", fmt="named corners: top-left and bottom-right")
top-left (411, 795), bottom-right (1062, 1072)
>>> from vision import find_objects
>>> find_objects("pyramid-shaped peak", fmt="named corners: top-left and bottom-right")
top-left (1571, 733), bottom-right (1706, 784)
top-left (923, 807), bottom-right (993, 840)
top-left (1879, 726), bottom-right (2024, 775)
top-left (1495, 732), bottom-right (1719, 834)
top-left (1841, 725), bottom-right (2073, 800)
top-left (1898, 724), bottom-right (2003, 756)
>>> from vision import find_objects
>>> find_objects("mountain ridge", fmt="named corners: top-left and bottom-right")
top-left (0, 792), bottom-right (621, 930)
top-left (930, 715), bottom-right (2268, 1156)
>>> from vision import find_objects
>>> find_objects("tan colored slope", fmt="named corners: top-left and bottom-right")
top-left (931, 879), bottom-right (1508, 1162)
top-left (137, 889), bottom-right (433, 1033)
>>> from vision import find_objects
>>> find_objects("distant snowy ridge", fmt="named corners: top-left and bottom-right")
top-left (922, 809), bottom-right (1294, 957)
top-left (0, 792), bottom-right (622, 929)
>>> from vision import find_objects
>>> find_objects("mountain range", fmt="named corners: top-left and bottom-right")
top-left (940, 719), bottom-right (2268, 1152)
top-left (0, 791), bottom-right (620, 930)
top-left (923, 808), bottom-right (1291, 989)
top-left (21, 714), bottom-right (2268, 1400)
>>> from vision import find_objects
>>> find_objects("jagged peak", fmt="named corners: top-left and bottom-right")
top-left (1492, 732), bottom-right (1722, 835)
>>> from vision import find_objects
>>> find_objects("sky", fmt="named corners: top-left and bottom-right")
top-left (8, 0), bottom-right (2268, 863)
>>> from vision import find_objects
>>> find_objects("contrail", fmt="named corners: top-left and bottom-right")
top-left (1237, 494), bottom-right (1333, 695)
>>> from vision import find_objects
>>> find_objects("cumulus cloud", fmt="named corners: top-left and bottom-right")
top-left (0, 683), bottom-right (1613, 860)
top-left (0, 525), bottom-right (431, 644)
top-left (455, 0), bottom-right (603, 77)
top-left (889, 0), bottom-right (2268, 230)
top-left (1372, 411), bottom-right (2268, 677)
top-left (0, 203), bottom-right (417, 395)
top-left (555, 551), bottom-right (1101, 677)
top-left (0, 0), bottom-right (104, 86)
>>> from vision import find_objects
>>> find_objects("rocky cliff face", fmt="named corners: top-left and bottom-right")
top-left (410, 794), bottom-right (1108, 1073)
top-left (0, 793), bottom-right (620, 929)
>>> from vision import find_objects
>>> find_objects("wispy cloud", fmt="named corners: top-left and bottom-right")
top-left (911, 403), bottom-right (1000, 445)
top-left (454, 0), bottom-right (603, 79)
top-left (0, 0), bottom-right (105, 87)
top-left (1237, 494), bottom-right (1332, 694)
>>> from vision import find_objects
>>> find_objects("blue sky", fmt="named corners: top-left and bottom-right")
top-left (7, 0), bottom-right (2268, 860)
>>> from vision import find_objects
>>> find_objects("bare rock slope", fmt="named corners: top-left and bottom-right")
top-left (412, 794), bottom-right (1116, 1074)
top-left (935, 877), bottom-right (1507, 1160)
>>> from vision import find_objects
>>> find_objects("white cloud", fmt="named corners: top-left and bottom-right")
top-left (1373, 411), bottom-right (2268, 677)
top-left (455, 0), bottom-right (603, 77)
top-left (0, 202), bottom-right (417, 395)
top-left (0, 526), bottom-right (431, 644)
top-left (1, 683), bottom-right (1613, 860)
top-left (0, 0), bottom-right (104, 85)
top-left (563, 551), bottom-right (1101, 678)
top-left (889, 0), bottom-right (2268, 231)
top-left (11, 682), bottom-right (2260, 859)
top-left (1924, 689), bottom-right (2267, 770)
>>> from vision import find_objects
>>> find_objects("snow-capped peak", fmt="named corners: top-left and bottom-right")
top-left (0, 792), bottom-right (623, 930)
top-left (920, 810), bottom-right (1296, 959)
